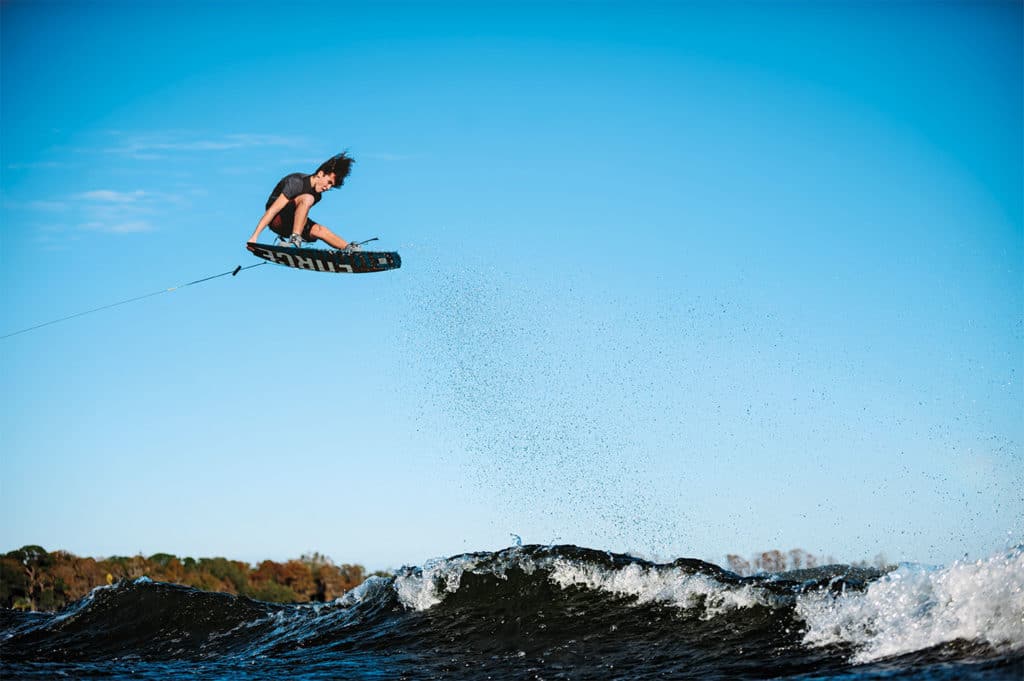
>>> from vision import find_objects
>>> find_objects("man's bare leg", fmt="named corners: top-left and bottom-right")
top-left (309, 223), bottom-right (350, 249)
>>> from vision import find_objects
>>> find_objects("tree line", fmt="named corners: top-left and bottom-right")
top-left (724, 548), bottom-right (889, 576)
top-left (1, 545), bottom-right (378, 612)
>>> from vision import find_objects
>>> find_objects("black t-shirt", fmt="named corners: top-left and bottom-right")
top-left (265, 173), bottom-right (322, 210)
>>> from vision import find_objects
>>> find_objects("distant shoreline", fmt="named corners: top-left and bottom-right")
top-left (2, 545), bottom-right (380, 612)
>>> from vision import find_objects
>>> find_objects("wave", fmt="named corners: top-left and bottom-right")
top-left (797, 546), bottom-right (1024, 663)
top-left (3, 544), bottom-right (1022, 679)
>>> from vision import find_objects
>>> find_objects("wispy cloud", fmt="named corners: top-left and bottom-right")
top-left (77, 190), bottom-right (148, 203)
top-left (81, 220), bottom-right (156, 234)
top-left (56, 187), bottom-right (190, 236)
top-left (101, 131), bottom-right (305, 159)
top-left (6, 161), bottom-right (66, 170)
top-left (28, 200), bottom-right (71, 212)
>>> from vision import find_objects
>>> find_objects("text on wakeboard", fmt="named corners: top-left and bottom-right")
top-left (251, 246), bottom-right (392, 273)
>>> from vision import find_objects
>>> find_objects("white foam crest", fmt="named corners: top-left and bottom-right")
top-left (797, 547), bottom-right (1024, 663)
top-left (334, 575), bottom-right (391, 608)
top-left (392, 550), bottom-right (767, 615)
top-left (394, 554), bottom-right (491, 611)
top-left (548, 559), bottom-right (766, 617)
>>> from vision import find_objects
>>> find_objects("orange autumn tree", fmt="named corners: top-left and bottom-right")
top-left (1, 546), bottom-right (372, 612)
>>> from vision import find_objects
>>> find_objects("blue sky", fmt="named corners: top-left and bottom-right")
top-left (1, 1), bottom-right (1021, 571)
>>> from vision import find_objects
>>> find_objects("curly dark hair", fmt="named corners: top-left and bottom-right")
top-left (316, 152), bottom-right (354, 188)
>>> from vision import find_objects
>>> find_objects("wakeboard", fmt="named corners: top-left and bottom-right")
top-left (246, 242), bottom-right (401, 274)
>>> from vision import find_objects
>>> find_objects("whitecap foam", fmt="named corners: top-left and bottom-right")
top-left (334, 575), bottom-right (392, 608)
top-left (797, 547), bottom-right (1024, 663)
top-left (394, 554), bottom-right (489, 611)
top-left (392, 549), bottom-right (764, 615)
top-left (548, 559), bottom-right (766, 617)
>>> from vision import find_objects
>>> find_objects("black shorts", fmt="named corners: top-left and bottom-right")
top-left (269, 212), bottom-right (316, 242)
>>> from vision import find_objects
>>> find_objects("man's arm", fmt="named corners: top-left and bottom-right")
top-left (247, 194), bottom-right (292, 243)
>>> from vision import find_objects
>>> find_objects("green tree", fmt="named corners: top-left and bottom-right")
top-left (148, 553), bottom-right (179, 568)
top-left (0, 557), bottom-right (29, 608)
top-left (198, 558), bottom-right (250, 595)
top-left (6, 545), bottom-right (53, 610)
top-left (250, 581), bottom-right (299, 603)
